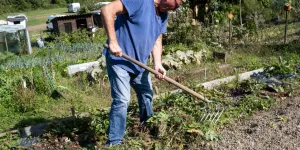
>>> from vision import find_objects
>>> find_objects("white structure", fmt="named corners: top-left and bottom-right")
top-left (67, 61), bottom-right (99, 76)
top-left (95, 2), bottom-right (111, 6)
top-left (0, 24), bottom-right (32, 54)
top-left (7, 14), bottom-right (28, 28)
top-left (46, 14), bottom-right (67, 30)
top-left (68, 3), bottom-right (80, 13)
top-left (0, 20), bottom-right (7, 25)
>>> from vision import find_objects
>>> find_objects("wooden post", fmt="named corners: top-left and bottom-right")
top-left (227, 13), bottom-right (233, 48)
top-left (40, 31), bottom-right (43, 39)
top-left (17, 31), bottom-right (21, 53)
top-left (239, 0), bottom-right (242, 27)
top-left (154, 86), bottom-right (159, 95)
top-left (204, 68), bottom-right (207, 81)
top-left (4, 32), bottom-right (8, 52)
top-left (284, 11), bottom-right (288, 45)
top-left (43, 66), bottom-right (51, 93)
top-left (229, 19), bottom-right (232, 47)
top-left (71, 107), bottom-right (76, 117)
top-left (48, 48), bottom-right (54, 80)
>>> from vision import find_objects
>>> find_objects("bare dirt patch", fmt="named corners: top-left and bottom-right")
top-left (211, 93), bottom-right (300, 150)
top-left (28, 24), bottom-right (46, 32)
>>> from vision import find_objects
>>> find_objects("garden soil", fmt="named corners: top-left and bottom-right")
top-left (210, 92), bottom-right (300, 150)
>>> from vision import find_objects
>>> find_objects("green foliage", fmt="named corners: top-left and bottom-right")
top-left (0, 68), bottom-right (49, 113)
top-left (51, 29), bottom-right (106, 45)
top-left (241, 95), bottom-right (275, 112)
top-left (204, 130), bottom-right (223, 141)
top-left (12, 86), bottom-right (36, 113)
top-left (77, 0), bottom-right (100, 14)
top-left (0, 75), bottom-right (14, 108)
top-left (0, 0), bottom-right (67, 13)
top-left (53, 30), bottom-right (91, 45)
top-left (258, 0), bottom-right (271, 8)
top-left (51, 0), bottom-right (67, 6)
top-left (0, 133), bottom-right (21, 150)
top-left (90, 109), bottom-right (110, 141)
top-left (47, 117), bottom-right (93, 137)
top-left (162, 49), bottom-right (206, 70)
top-left (264, 60), bottom-right (295, 77)
top-left (243, 0), bottom-right (264, 34)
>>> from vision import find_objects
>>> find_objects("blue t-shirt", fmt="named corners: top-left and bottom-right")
top-left (104, 0), bottom-right (168, 74)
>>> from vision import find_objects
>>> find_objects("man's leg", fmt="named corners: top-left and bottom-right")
top-left (106, 63), bottom-right (131, 146)
top-left (130, 71), bottom-right (153, 122)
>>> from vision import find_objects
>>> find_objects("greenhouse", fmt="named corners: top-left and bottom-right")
top-left (0, 25), bottom-right (32, 54)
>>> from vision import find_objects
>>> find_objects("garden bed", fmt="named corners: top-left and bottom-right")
top-left (1, 65), bottom-right (299, 149)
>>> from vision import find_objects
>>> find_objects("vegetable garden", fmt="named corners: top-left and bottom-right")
top-left (1, 0), bottom-right (300, 149)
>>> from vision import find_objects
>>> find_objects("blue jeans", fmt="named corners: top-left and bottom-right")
top-left (105, 60), bottom-right (153, 146)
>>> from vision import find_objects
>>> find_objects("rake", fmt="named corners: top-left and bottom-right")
top-left (104, 44), bottom-right (225, 122)
top-left (198, 102), bottom-right (225, 123)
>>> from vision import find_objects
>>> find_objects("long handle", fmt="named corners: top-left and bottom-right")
top-left (122, 54), bottom-right (211, 102)
top-left (104, 44), bottom-right (211, 102)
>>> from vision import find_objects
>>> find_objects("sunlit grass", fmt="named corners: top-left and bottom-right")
top-left (0, 8), bottom-right (74, 27)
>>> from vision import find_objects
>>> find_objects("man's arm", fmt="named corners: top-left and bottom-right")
top-left (152, 34), bottom-right (166, 80)
top-left (101, 0), bottom-right (127, 56)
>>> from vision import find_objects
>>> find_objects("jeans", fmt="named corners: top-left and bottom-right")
top-left (105, 60), bottom-right (153, 146)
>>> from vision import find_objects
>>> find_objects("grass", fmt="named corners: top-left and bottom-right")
top-left (1, 43), bottom-right (299, 131)
top-left (0, 8), bottom-right (74, 27)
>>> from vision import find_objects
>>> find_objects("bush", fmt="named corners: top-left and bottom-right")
top-left (12, 86), bottom-right (36, 113)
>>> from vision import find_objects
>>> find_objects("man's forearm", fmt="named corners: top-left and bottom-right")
top-left (152, 35), bottom-right (163, 66)
top-left (101, 7), bottom-right (117, 43)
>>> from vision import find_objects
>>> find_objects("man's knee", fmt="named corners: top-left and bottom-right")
top-left (111, 98), bottom-right (130, 109)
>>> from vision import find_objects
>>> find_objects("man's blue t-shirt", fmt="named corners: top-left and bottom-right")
top-left (103, 0), bottom-right (168, 74)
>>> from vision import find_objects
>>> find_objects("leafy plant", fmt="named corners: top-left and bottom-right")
top-left (264, 61), bottom-right (295, 77)
top-left (90, 109), bottom-right (110, 141)
top-left (203, 130), bottom-right (222, 141)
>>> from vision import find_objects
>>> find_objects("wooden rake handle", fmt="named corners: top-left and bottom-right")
top-left (104, 44), bottom-right (211, 103)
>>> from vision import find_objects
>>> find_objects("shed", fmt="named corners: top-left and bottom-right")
top-left (91, 10), bottom-right (103, 28)
top-left (51, 13), bottom-right (98, 34)
top-left (7, 14), bottom-right (28, 28)
top-left (0, 25), bottom-right (32, 54)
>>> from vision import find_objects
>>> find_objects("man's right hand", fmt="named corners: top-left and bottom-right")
top-left (108, 42), bottom-right (122, 57)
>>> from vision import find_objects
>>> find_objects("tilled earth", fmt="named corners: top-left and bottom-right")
top-left (211, 93), bottom-right (300, 150)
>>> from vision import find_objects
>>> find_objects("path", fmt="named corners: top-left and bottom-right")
top-left (27, 24), bottom-right (46, 32)
top-left (211, 93), bottom-right (300, 150)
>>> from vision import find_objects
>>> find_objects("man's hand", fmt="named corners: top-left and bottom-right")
top-left (108, 42), bottom-right (122, 57)
top-left (154, 64), bottom-right (166, 80)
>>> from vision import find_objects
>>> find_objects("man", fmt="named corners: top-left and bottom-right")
top-left (101, 0), bottom-right (183, 146)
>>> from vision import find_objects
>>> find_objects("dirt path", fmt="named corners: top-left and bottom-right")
top-left (211, 94), bottom-right (300, 150)
top-left (28, 24), bottom-right (46, 32)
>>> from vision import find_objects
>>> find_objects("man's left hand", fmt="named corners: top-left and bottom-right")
top-left (154, 64), bottom-right (166, 80)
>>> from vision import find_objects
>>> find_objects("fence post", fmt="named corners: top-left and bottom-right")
top-left (4, 32), bottom-right (8, 52)
top-left (284, 11), bottom-right (288, 45)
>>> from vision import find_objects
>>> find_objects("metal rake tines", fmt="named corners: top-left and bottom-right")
top-left (198, 102), bottom-right (225, 123)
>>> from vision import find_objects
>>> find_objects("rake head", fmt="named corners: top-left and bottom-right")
top-left (198, 102), bottom-right (225, 123)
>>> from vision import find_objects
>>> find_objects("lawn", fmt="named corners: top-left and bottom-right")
top-left (0, 8), bottom-right (74, 27)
